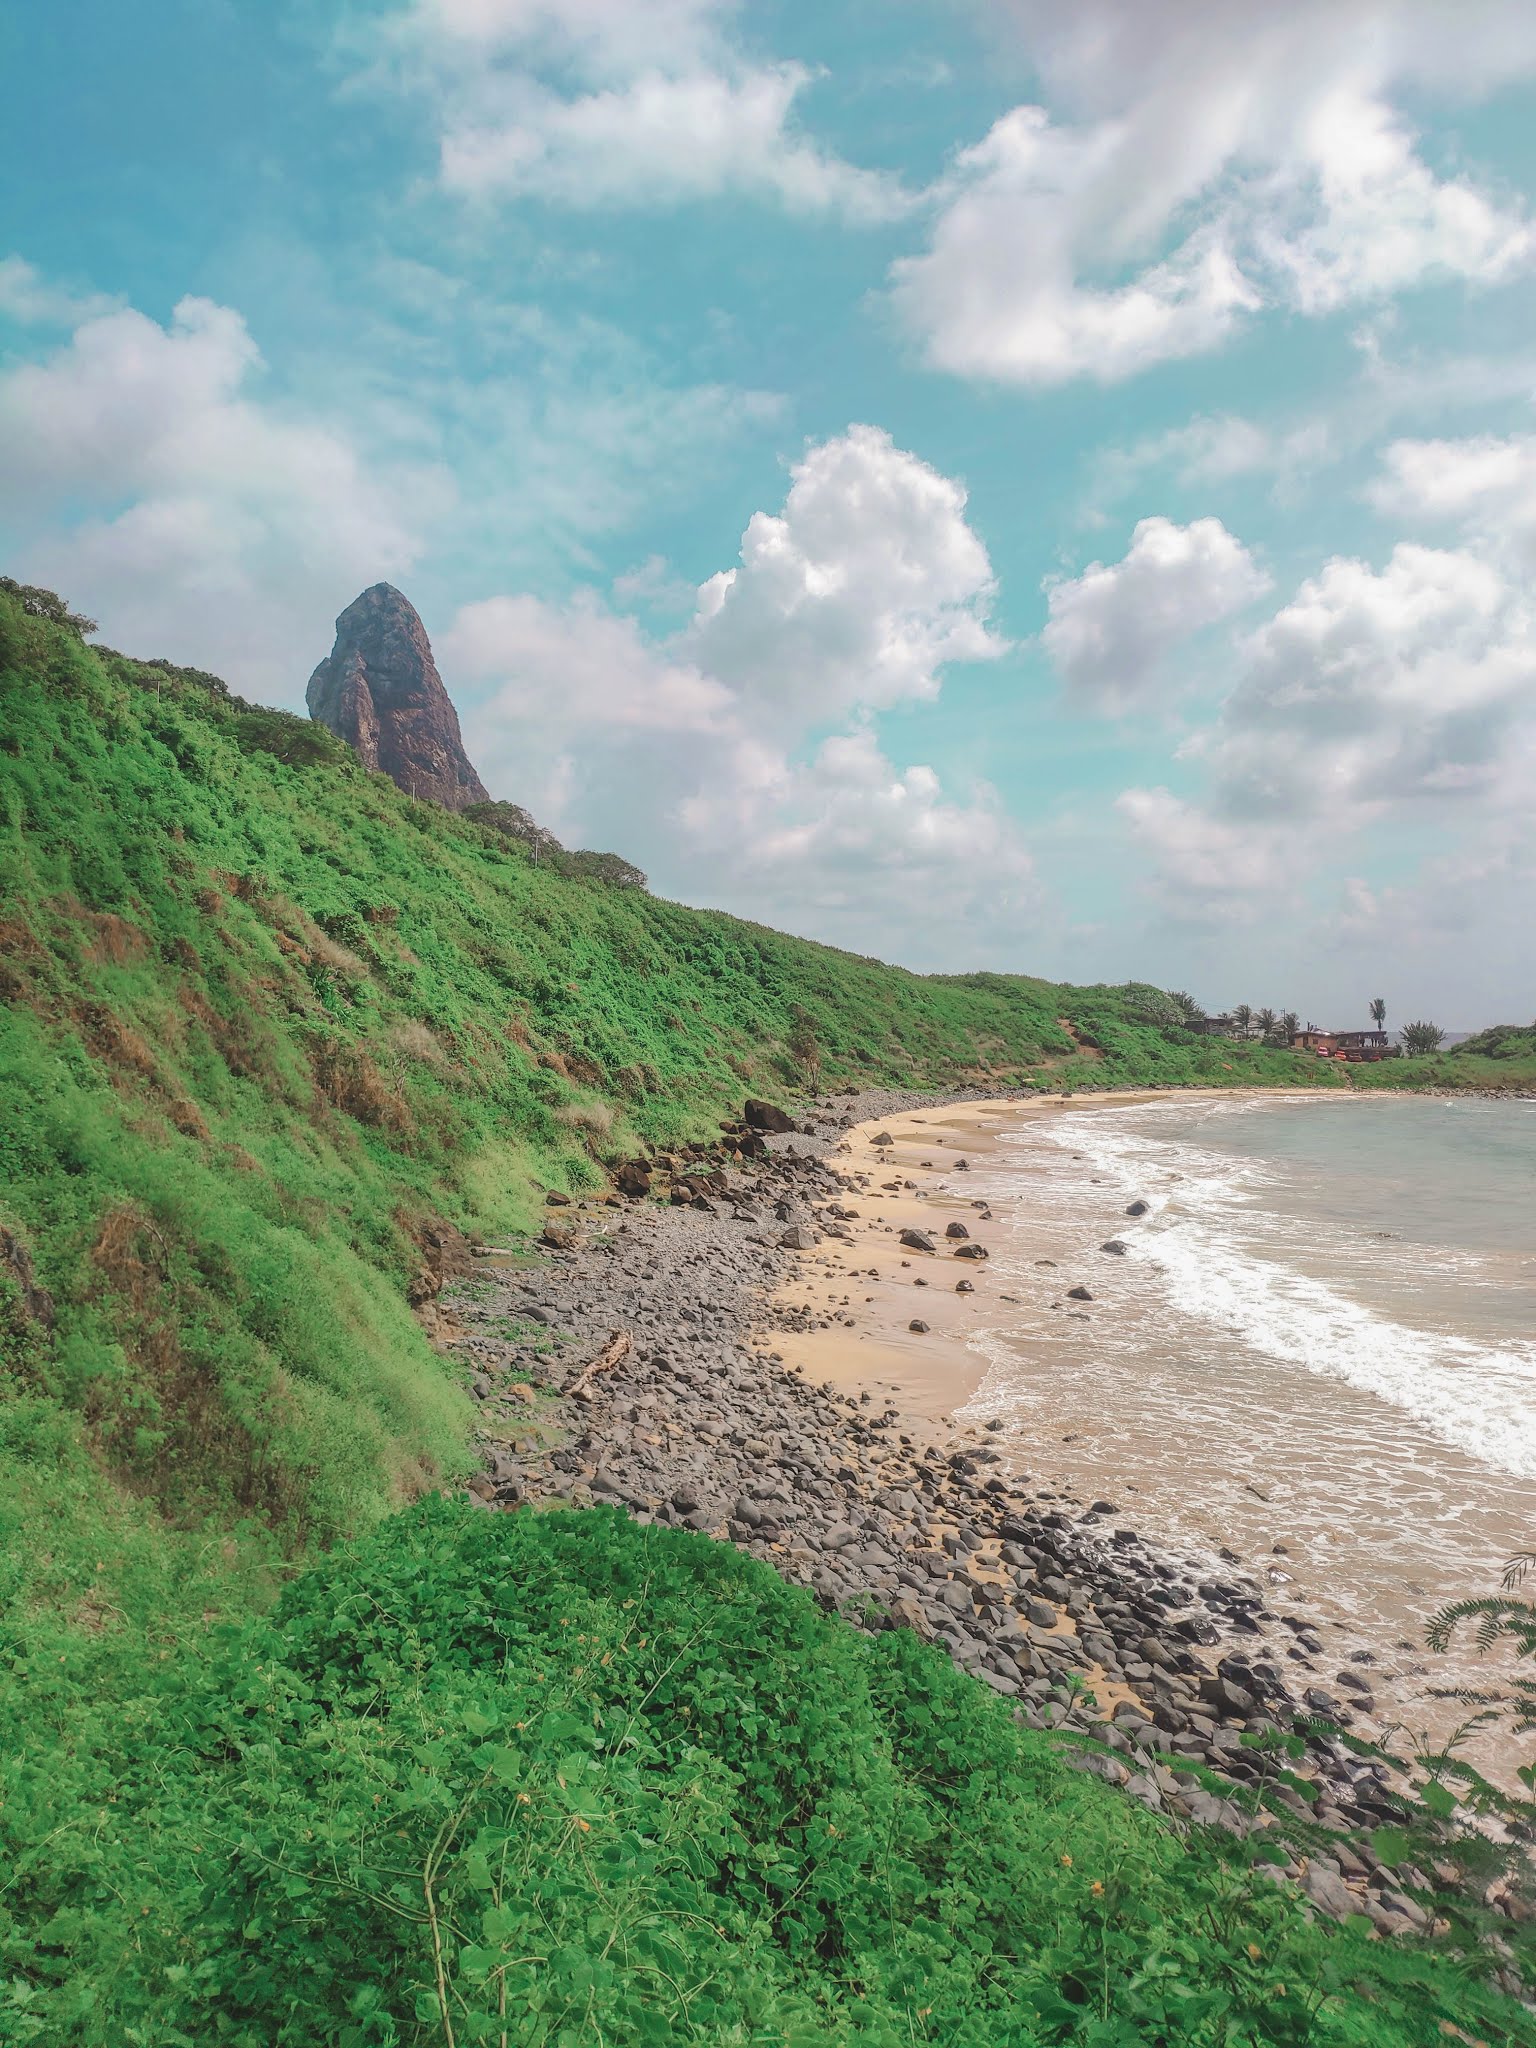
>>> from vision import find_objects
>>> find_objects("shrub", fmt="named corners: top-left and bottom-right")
top-left (2, 1500), bottom-right (1523, 2047)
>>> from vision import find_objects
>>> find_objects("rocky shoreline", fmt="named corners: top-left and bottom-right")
top-left (435, 1088), bottom-right (1531, 1985)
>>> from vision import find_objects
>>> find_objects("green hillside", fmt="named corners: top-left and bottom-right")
top-left (1, 587), bottom-right (1529, 2043)
top-left (1349, 1024), bottom-right (1536, 1093)
top-left (0, 587), bottom-right (1323, 1549)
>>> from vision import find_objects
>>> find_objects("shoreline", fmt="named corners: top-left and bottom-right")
top-left (765, 1088), bottom-right (1531, 1775)
top-left (437, 1084), bottom-right (1532, 1959)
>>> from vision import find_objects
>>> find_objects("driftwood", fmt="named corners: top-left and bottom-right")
top-left (564, 1328), bottom-right (631, 1399)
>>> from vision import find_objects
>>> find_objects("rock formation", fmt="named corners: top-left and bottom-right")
top-left (306, 584), bottom-right (489, 810)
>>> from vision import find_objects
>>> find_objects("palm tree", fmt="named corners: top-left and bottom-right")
top-left (1370, 996), bottom-right (1386, 1032)
top-left (1279, 1010), bottom-right (1300, 1043)
top-left (1231, 1003), bottom-right (1253, 1040)
top-left (1254, 1007), bottom-right (1277, 1043)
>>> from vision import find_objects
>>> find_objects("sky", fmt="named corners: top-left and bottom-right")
top-left (3, 0), bottom-right (1536, 1026)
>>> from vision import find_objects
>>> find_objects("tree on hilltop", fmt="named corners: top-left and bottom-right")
top-left (0, 576), bottom-right (96, 637)
top-left (1370, 996), bottom-right (1387, 1031)
top-left (1231, 1003), bottom-right (1253, 1040)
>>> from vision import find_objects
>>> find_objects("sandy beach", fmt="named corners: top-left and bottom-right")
top-left (763, 1087), bottom-right (1532, 1787)
top-left (761, 1091), bottom-right (1170, 1415)
top-left (435, 1082), bottom-right (1533, 1943)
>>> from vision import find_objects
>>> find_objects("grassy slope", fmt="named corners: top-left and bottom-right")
top-left (1, 595), bottom-right (1529, 2041)
top-left (0, 594), bottom-right (1327, 1551)
top-left (1351, 1024), bottom-right (1536, 1094)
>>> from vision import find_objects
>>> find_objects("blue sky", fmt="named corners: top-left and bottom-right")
top-left (4, 0), bottom-right (1536, 1024)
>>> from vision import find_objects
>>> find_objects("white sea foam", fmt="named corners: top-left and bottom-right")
top-left (987, 1099), bottom-right (1536, 1481)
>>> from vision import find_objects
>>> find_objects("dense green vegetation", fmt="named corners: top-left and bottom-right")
top-left (4, 1497), bottom-right (1528, 2046)
top-left (1454, 1025), bottom-right (1536, 1064)
top-left (2, 589), bottom-right (1531, 2042)
top-left (1349, 1033), bottom-right (1536, 1093)
top-left (0, 589), bottom-right (1325, 1551)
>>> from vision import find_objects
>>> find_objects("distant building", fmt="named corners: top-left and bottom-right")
top-left (1289, 1026), bottom-right (1396, 1062)
top-left (1195, 1014), bottom-right (1239, 1037)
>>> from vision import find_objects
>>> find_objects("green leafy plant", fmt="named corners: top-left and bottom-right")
top-left (1428, 1548), bottom-right (1536, 1752)
top-left (1401, 1020), bottom-right (1447, 1055)
top-left (2, 1500), bottom-right (1527, 2046)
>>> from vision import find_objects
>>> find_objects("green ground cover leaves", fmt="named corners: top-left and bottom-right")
top-left (3, 1500), bottom-right (1526, 2046)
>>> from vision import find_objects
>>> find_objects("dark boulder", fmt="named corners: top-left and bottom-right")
top-left (744, 1098), bottom-right (795, 1134)
top-left (899, 1228), bottom-right (937, 1253)
top-left (944, 1220), bottom-right (970, 1239)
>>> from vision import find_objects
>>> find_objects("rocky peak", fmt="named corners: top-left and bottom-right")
top-left (306, 583), bottom-right (489, 811)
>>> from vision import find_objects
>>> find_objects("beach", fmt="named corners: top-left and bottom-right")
top-left (436, 1082), bottom-right (1534, 1948)
top-left (767, 1089), bottom-right (1535, 1779)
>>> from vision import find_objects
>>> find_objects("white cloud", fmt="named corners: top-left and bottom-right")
top-left (450, 426), bottom-right (1033, 963)
top-left (1258, 91), bottom-right (1532, 315)
top-left (1371, 433), bottom-right (1536, 564)
top-left (890, 108), bottom-right (1258, 385)
top-left (894, 1), bottom-right (1536, 384)
top-left (1116, 787), bottom-right (1289, 912)
top-left (682, 727), bottom-right (1036, 950)
top-left (1091, 415), bottom-right (1334, 508)
top-left (0, 294), bottom-right (432, 699)
top-left (444, 589), bottom-right (731, 739)
top-left (1208, 544), bottom-right (1533, 819)
top-left (0, 274), bottom-right (781, 698)
top-left (380, 0), bottom-right (909, 219)
top-left (1043, 516), bottom-right (1268, 708)
top-left (685, 424), bottom-right (1007, 729)
top-left (1117, 538), bottom-right (1536, 923)
top-left (0, 255), bottom-right (114, 327)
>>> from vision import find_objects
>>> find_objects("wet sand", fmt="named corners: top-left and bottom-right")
top-left (765, 1091), bottom-right (1280, 1411)
top-left (767, 1089), bottom-right (1531, 1785)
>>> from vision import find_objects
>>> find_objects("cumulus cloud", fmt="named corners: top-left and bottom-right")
top-left (686, 424), bottom-right (1007, 729)
top-left (0, 294), bottom-right (431, 699)
top-left (450, 427), bottom-right (1033, 963)
top-left (1043, 516), bottom-right (1269, 709)
top-left (893, 0), bottom-right (1536, 384)
top-left (1118, 539), bottom-right (1536, 922)
top-left (1206, 545), bottom-right (1533, 819)
top-left (380, 0), bottom-right (909, 219)
top-left (683, 728), bottom-right (1035, 949)
top-left (890, 109), bottom-right (1258, 385)
top-left (1371, 433), bottom-right (1536, 564)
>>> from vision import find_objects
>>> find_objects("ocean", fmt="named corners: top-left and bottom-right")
top-left (960, 1092), bottom-right (1536, 1759)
